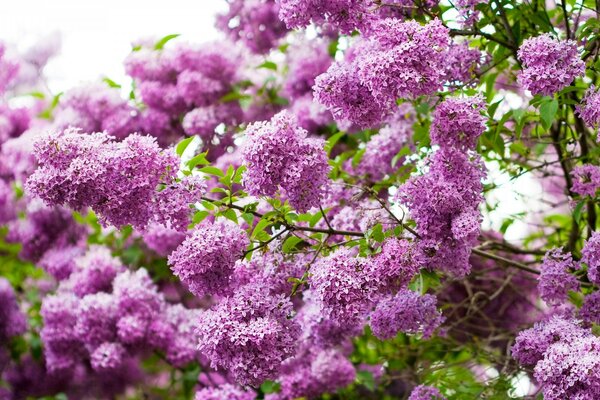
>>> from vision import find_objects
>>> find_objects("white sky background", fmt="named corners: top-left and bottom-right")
top-left (0, 0), bottom-right (227, 93)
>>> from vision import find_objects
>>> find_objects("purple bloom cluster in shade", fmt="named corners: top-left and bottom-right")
top-left (0, 43), bottom-right (20, 95)
top-left (0, 104), bottom-right (31, 146)
top-left (538, 248), bottom-right (579, 305)
top-left (196, 283), bottom-right (301, 386)
top-left (217, 0), bottom-right (289, 54)
top-left (277, 0), bottom-right (374, 34)
top-left (0, 179), bottom-right (17, 224)
top-left (283, 39), bottom-right (332, 100)
top-left (582, 231), bottom-right (600, 285)
top-left (370, 289), bottom-right (445, 340)
top-left (512, 317), bottom-right (600, 400)
top-left (314, 19), bottom-right (450, 128)
top-left (241, 111), bottom-right (330, 212)
top-left (124, 40), bottom-right (243, 147)
top-left (430, 96), bottom-right (487, 151)
top-left (408, 384), bottom-right (447, 400)
top-left (141, 222), bottom-right (186, 257)
top-left (444, 42), bottom-right (485, 86)
top-left (0, 278), bottom-right (27, 343)
top-left (577, 85), bottom-right (600, 131)
top-left (52, 83), bottom-right (140, 140)
top-left (396, 148), bottom-right (486, 277)
top-left (195, 384), bottom-right (257, 400)
top-left (454, 0), bottom-right (485, 28)
top-left (370, 237), bottom-right (421, 294)
top-left (517, 34), bottom-right (584, 96)
top-left (40, 256), bottom-right (201, 374)
top-left (571, 164), bottom-right (600, 197)
top-left (580, 291), bottom-right (600, 325)
top-left (168, 219), bottom-right (249, 297)
top-left (26, 129), bottom-right (204, 229)
top-left (354, 104), bottom-right (414, 180)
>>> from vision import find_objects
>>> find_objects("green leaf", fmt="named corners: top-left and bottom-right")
top-left (154, 34), bottom-right (180, 50)
top-left (176, 137), bottom-right (195, 157)
top-left (222, 208), bottom-right (238, 223)
top-left (186, 152), bottom-right (209, 169)
top-left (192, 210), bottom-right (210, 224)
top-left (260, 380), bottom-right (281, 394)
top-left (573, 201), bottom-right (585, 223)
top-left (199, 166), bottom-right (224, 177)
top-left (258, 61), bottom-right (277, 71)
top-left (539, 97), bottom-right (559, 130)
top-left (252, 218), bottom-right (271, 240)
top-left (282, 236), bottom-right (303, 253)
top-left (325, 132), bottom-right (345, 156)
top-left (102, 77), bottom-right (121, 89)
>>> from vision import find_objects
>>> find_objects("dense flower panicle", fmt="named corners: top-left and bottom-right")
top-left (355, 19), bottom-right (449, 105)
top-left (455, 0), bottom-right (485, 27)
top-left (309, 248), bottom-right (375, 324)
top-left (582, 231), bottom-right (600, 285)
top-left (75, 293), bottom-right (119, 350)
top-left (0, 179), bottom-right (16, 224)
top-left (0, 104), bottom-right (30, 145)
top-left (577, 85), bottom-right (600, 129)
top-left (396, 148), bottom-right (486, 276)
top-left (355, 112), bottom-right (412, 180)
top-left (511, 316), bottom-right (587, 366)
top-left (408, 385), bottom-right (446, 400)
top-left (242, 111), bottom-right (330, 212)
top-left (370, 238), bottom-right (420, 293)
top-left (182, 103), bottom-right (243, 140)
top-left (517, 34), bottom-right (584, 96)
top-left (571, 164), bottom-right (600, 197)
top-left (284, 39), bottom-right (331, 99)
top-left (538, 248), bottom-right (579, 305)
top-left (580, 291), bottom-right (600, 325)
top-left (197, 284), bottom-right (301, 386)
top-left (68, 246), bottom-right (125, 297)
top-left (370, 289), bottom-right (444, 340)
top-left (26, 129), bottom-right (180, 228)
top-left (38, 245), bottom-right (84, 280)
top-left (53, 83), bottom-right (139, 139)
top-left (290, 95), bottom-right (333, 133)
top-left (90, 342), bottom-right (126, 371)
top-left (0, 278), bottom-right (27, 342)
top-left (152, 175), bottom-right (205, 231)
top-left (313, 62), bottom-right (386, 128)
top-left (430, 96), bottom-right (486, 151)
top-left (149, 304), bottom-right (202, 367)
top-left (6, 199), bottom-right (85, 262)
top-left (309, 349), bottom-right (356, 392)
top-left (217, 0), bottom-right (288, 54)
top-left (168, 219), bottom-right (249, 297)
top-left (195, 384), bottom-right (257, 400)
top-left (142, 223), bottom-right (186, 256)
top-left (277, 0), bottom-right (373, 34)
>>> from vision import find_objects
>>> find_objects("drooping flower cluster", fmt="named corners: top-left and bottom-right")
top-left (168, 219), bottom-right (249, 297)
top-left (217, 0), bottom-right (288, 54)
top-left (512, 317), bottom-right (600, 400)
top-left (283, 39), bottom-right (332, 100)
top-left (454, 0), bottom-right (485, 27)
top-left (582, 231), bottom-right (600, 285)
top-left (314, 19), bottom-right (450, 128)
top-left (517, 34), bottom-right (584, 96)
top-left (242, 111), bottom-right (330, 212)
top-left (195, 384), bottom-right (257, 400)
top-left (430, 96), bottom-right (486, 150)
top-left (408, 385), bottom-right (447, 400)
top-left (277, 0), bottom-right (373, 34)
top-left (538, 248), bottom-right (579, 305)
top-left (577, 85), bottom-right (600, 130)
top-left (370, 289), bottom-right (444, 340)
top-left (0, 278), bottom-right (27, 343)
top-left (25, 129), bottom-right (203, 229)
top-left (571, 164), bottom-right (600, 197)
top-left (370, 237), bottom-right (421, 293)
top-left (197, 283), bottom-right (301, 386)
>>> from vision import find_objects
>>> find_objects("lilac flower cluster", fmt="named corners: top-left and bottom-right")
top-left (577, 85), bottom-right (600, 130)
top-left (538, 248), bottom-right (579, 305)
top-left (571, 164), bottom-right (600, 197)
top-left (284, 39), bottom-right (332, 100)
top-left (168, 219), bottom-right (249, 297)
top-left (454, 0), bottom-right (485, 28)
top-left (370, 237), bottom-right (421, 293)
top-left (445, 42), bottom-right (485, 86)
top-left (277, 0), bottom-right (373, 34)
top-left (370, 289), bottom-right (444, 340)
top-left (0, 278), bottom-right (27, 342)
top-left (396, 148), bottom-right (486, 277)
top-left (242, 111), bottom-right (330, 212)
top-left (517, 34), bottom-right (584, 96)
top-left (408, 385), bottom-right (446, 400)
top-left (314, 19), bottom-right (450, 128)
top-left (582, 231), bottom-right (600, 285)
top-left (196, 384), bottom-right (256, 400)
top-left (26, 129), bottom-right (205, 229)
top-left (430, 96), bottom-right (486, 150)
top-left (217, 0), bottom-right (288, 54)
top-left (513, 317), bottom-right (600, 400)
top-left (197, 283), bottom-right (301, 386)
